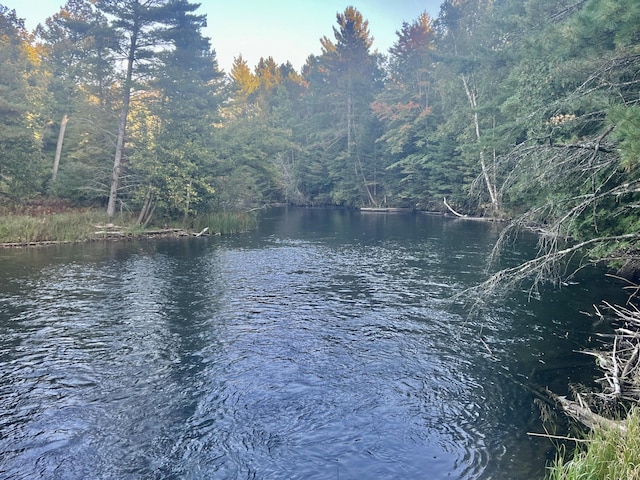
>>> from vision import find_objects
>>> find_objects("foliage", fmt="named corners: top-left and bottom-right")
top-left (608, 105), bottom-right (640, 172)
top-left (0, 6), bottom-right (48, 201)
top-left (1, 0), bottom-right (640, 255)
top-left (35, 0), bottom-right (117, 203)
top-left (127, 0), bottom-right (224, 222)
top-left (372, 12), bottom-right (465, 208)
top-left (546, 406), bottom-right (640, 480)
top-left (298, 7), bottom-right (384, 207)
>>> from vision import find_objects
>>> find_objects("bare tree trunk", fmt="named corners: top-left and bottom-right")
top-left (355, 151), bottom-right (376, 206)
top-left (107, 31), bottom-right (137, 219)
top-left (462, 74), bottom-right (500, 212)
top-left (52, 114), bottom-right (68, 182)
top-left (183, 181), bottom-right (191, 224)
top-left (136, 187), bottom-right (153, 225)
top-left (143, 202), bottom-right (156, 227)
top-left (347, 91), bottom-right (353, 155)
top-left (107, 104), bottom-right (129, 218)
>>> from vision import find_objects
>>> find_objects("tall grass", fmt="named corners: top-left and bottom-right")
top-left (547, 406), bottom-right (640, 480)
top-left (0, 210), bottom-right (129, 243)
top-left (0, 208), bottom-right (258, 244)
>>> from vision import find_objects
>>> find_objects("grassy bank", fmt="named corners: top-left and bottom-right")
top-left (547, 406), bottom-right (640, 479)
top-left (0, 210), bottom-right (120, 243)
top-left (0, 208), bottom-right (258, 245)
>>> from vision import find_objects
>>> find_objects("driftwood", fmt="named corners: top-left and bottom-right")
top-left (142, 228), bottom-right (188, 236)
top-left (443, 197), bottom-right (466, 217)
top-left (581, 300), bottom-right (640, 405)
top-left (526, 432), bottom-right (591, 443)
top-left (547, 286), bottom-right (640, 432)
top-left (554, 394), bottom-right (627, 434)
top-left (442, 197), bottom-right (505, 222)
top-left (0, 240), bottom-right (75, 248)
top-left (94, 224), bottom-right (127, 236)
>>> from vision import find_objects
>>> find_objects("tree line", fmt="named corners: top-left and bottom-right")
top-left (1, 0), bottom-right (639, 262)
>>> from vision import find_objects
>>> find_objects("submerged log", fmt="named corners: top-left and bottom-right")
top-left (360, 207), bottom-right (414, 213)
top-left (554, 394), bottom-right (627, 434)
top-left (142, 228), bottom-right (188, 236)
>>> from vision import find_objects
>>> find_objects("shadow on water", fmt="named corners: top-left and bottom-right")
top-left (0, 207), bottom-right (626, 479)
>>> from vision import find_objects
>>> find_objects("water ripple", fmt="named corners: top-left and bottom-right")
top-left (0, 212), bottom-right (608, 479)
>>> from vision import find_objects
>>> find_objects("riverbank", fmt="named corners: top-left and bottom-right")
top-left (547, 406), bottom-right (640, 479)
top-left (543, 289), bottom-right (640, 478)
top-left (0, 207), bottom-right (257, 247)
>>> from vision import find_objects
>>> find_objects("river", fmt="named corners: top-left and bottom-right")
top-left (0, 207), bottom-right (623, 479)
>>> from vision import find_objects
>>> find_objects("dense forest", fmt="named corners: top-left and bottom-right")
top-left (1, 0), bottom-right (639, 262)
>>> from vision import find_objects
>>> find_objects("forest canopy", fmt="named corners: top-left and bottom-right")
top-left (1, 0), bottom-right (640, 269)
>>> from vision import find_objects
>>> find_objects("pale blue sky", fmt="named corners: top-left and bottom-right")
top-left (2, 0), bottom-right (442, 72)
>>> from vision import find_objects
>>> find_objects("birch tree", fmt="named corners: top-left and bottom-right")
top-left (432, 0), bottom-right (518, 216)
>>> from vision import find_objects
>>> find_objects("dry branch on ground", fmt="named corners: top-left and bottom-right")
top-left (549, 286), bottom-right (640, 432)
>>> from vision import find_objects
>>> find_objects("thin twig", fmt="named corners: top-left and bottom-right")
top-left (526, 432), bottom-right (590, 443)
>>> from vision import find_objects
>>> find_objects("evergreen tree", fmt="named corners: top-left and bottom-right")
top-left (127, 0), bottom-right (224, 223)
top-left (301, 6), bottom-right (383, 206)
top-left (373, 12), bottom-right (451, 208)
top-left (35, 0), bottom-right (116, 198)
top-left (430, 0), bottom-right (522, 215)
top-left (0, 6), bottom-right (46, 201)
top-left (226, 55), bottom-right (259, 118)
top-left (95, 0), bottom-right (175, 218)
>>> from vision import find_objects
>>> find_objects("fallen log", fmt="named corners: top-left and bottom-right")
top-left (142, 228), bottom-right (188, 236)
top-left (360, 207), bottom-right (414, 213)
top-left (0, 240), bottom-right (74, 248)
top-left (94, 231), bottom-right (126, 236)
top-left (443, 197), bottom-right (466, 217)
top-left (554, 394), bottom-right (627, 434)
top-left (443, 197), bottom-right (505, 222)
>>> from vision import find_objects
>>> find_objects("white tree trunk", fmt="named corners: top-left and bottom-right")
top-left (51, 114), bottom-right (68, 182)
top-left (462, 75), bottom-right (499, 211)
top-left (107, 36), bottom-right (136, 219)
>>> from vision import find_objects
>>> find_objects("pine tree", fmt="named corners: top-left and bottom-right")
top-left (0, 6), bottom-right (46, 201)
top-left (302, 7), bottom-right (383, 206)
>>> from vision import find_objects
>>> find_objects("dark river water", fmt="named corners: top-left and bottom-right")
top-left (0, 207), bottom-right (623, 479)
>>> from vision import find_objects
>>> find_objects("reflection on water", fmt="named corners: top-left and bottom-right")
top-left (0, 208), bottom-right (622, 479)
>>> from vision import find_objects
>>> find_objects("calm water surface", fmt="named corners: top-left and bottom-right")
top-left (0, 208), bottom-right (622, 479)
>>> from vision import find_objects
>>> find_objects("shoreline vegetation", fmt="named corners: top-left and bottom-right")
top-left (543, 288), bottom-right (640, 479)
top-left (0, 207), bottom-right (258, 247)
top-left (2, 0), bottom-right (639, 476)
top-left (547, 405), bottom-right (640, 479)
